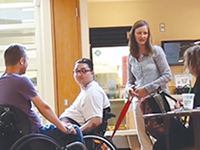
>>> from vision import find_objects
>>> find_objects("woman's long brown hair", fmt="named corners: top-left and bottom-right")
top-left (129, 20), bottom-right (154, 59)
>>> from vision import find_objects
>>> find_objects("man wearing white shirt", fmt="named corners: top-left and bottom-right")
top-left (60, 58), bottom-right (110, 133)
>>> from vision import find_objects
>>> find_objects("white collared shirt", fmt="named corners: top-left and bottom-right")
top-left (60, 80), bottom-right (110, 125)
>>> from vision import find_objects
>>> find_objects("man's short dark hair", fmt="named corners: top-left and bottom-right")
top-left (76, 58), bottom-right (94, 71)
top-left (4, 44), bottom-right (26, 66)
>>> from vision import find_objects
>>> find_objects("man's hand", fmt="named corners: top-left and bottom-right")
top-left (80, 117), bottom-right (102, 133)
top-left (61, 121), bottom-right (77, 134)
top-left (65, 124), bottom-right (77, 134)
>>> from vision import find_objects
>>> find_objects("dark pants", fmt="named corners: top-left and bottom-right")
top-left (153, 128), bottom-right (194, 150)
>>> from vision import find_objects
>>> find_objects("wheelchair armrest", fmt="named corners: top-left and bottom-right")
top-left (104, 112), bottom-right (116, 121)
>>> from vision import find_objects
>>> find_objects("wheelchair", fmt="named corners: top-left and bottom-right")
top-left (0, 105), bottom-right (86, 150)
top-left (0, 105), bottom-right (117, 150)
top-left (60, 107), bottom-right (117, 150)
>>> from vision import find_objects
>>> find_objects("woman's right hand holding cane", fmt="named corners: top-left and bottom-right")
top-left (128, 85), bottom-right (139, 97)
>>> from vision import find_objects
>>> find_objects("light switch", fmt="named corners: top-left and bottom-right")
top-left (64, 99), bottom-right (68, 106)
top-left (160, 23), bottom-right (165, 32)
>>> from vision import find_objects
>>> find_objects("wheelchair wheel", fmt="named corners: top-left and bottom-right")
top-left (83, 134), bottom-right (117, 150)
top-left (10, 133), bottom-right (61, 150)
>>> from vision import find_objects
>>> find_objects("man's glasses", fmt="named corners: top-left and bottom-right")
top-left (73, 68), bottom-right (91, 75)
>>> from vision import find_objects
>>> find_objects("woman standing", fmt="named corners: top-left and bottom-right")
top-left (126, 20), bottom-right (172, 150)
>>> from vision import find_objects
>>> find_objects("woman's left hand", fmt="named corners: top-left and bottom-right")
top-left (135, 88), bottom-right (148, 99)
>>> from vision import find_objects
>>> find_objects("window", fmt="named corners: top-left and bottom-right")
top-left (0, 1), bottom-right (37, 87)
top-left (0, 0), bottom-right (55, 122)
top-left (0, 0), bottom-right (55, 110)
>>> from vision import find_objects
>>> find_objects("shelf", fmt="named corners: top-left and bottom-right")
top-left (105, 129), bottom-right (137, 136)
top-left (109, 98), bottom-right (126, 101)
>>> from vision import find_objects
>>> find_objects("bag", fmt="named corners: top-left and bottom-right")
top-left (175, 84), bottom-right (193, 94)
top-left (141, 91), bottom-right (186, 140)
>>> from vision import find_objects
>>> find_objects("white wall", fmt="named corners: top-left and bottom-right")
top-left (37, 0), bottom-right (55, 109)
top-left (79, 0), bottom-right (90, 58)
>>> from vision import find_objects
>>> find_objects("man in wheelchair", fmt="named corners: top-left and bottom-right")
top-left (0, 44), bottom-right (78, 150)
top-left (60, 58), bottom-right (111, 135)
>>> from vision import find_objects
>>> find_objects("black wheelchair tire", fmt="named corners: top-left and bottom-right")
top-left (83, 134), bottom-right (117, 150)
top-left (10, 133), bottom-right (61, 150)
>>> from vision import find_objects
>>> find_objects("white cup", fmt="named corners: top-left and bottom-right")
top-left (182, 93), bottom-right (195, 109)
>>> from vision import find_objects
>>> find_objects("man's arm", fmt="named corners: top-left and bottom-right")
top-left (31, 95), bottom-right (75, 134)
top-left (80, 117), bottom-right (102, 133)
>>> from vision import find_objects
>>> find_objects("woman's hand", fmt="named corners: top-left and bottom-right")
top-left (174, 101), bottom-right (182, 110)
top-left (128, 85), bottom-right (139, 97)
top-left (135, 87), bottom-right (148, 99)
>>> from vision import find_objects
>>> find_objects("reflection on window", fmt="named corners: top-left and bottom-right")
top-left (0, 1), bottom-right (38, 89)
top-left (0, 0), bottom-right (33, 3)
top-left (24, 70), bottom-right (37, 87)
top-left (0, 29), bottom-right (35, 45)
top-left (0, 8), bottom-right (34, 25)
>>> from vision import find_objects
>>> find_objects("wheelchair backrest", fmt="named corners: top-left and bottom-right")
top-left (89, 107), bottom-right (115, 135)
top-left (0, 105), bottom-right (31, 135)
top-left (0, 105), bottom-right (31, 150)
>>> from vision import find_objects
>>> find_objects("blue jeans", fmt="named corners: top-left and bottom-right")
top-left (39, 124), bottom-right (80, 148)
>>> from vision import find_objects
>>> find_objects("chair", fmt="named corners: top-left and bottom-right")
top-left (60, 107), bottom-right (116, 136)
top-left (83, 107), bottom-right (117, 150)
top-left (60, 107), bottom-right (117, 150)
top-left (87, 107), bottom-right (116, 135)
top-left (0, 105), bottom-right (86, 150)
top-left (0, 105), bottom-right (31, 150)
top-left (83, 108), bottom-right (117, 150)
